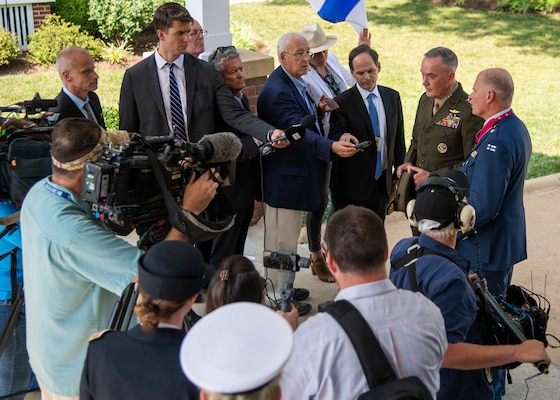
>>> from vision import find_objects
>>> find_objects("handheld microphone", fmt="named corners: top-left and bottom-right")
top-left (260, 114), bottom-right (316, 156)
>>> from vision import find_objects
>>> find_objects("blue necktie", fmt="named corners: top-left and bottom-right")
top-left (168, 63), bottom-right (187, 141)
top-left (367, 93), bottom-right (382, 180)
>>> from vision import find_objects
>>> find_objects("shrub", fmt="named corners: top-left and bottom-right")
top-left (102, 41), bottom-right (133, 65)
top-left (498, 0), bottom-right (560, 12)
top-left (51, 0), bottom-right (98, 36)
top-left (231, 19), bottom-right (269, 53)
top-left (0, 28), bottom-right (20, 66)
top-left (89, 0), bottom-right (167, 42)
top-left (27, 15), bottom-right (104, 66)
top-left (103, 106), bottom-right (120, 131)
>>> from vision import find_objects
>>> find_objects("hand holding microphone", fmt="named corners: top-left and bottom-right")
top-left (260, 114), bottom-right (316, 156)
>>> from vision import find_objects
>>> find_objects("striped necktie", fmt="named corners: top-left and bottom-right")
top-left (168, 63), bottom-right (187, 141)
top-left (367, 93), bottom-right (382, 180)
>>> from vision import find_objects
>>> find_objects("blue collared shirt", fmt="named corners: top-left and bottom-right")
top-left (61, 87), bottom-right (98, 124)
top-left (21, 177), bottom-right (141, 396)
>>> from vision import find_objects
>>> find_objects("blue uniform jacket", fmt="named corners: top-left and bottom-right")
top-left (457, 114), bottom-right (532, 273)
top-left (390, 235), bottom-right (493, 400)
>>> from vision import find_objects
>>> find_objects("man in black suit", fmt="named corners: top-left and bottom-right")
top-left (329, 45), bottom-right (406, 220)
top-left (49, 46), bottom-right (105, 128)
top-left (118, 2), bottom-right (285, 145)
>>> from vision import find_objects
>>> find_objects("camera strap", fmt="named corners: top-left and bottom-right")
top-left (142, 141), bottom-right (235, 241)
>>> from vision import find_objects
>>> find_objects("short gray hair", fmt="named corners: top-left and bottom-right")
top-left (277, 32), bottom-right (305, 58)
top-left (424, 47), bottom-right (458, 70)
top-left (209, 47), bottom-right (240, 73)
top-left (419, 220), bottom-right (456, 239)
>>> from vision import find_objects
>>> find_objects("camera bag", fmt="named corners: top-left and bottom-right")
top-left (0, 132), bottom-right (51, 204)
top-left (325, 300), bottom-right (432, 400)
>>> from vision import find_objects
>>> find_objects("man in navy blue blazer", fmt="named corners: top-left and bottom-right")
top-left (257, 32), bottom-right (357, 315)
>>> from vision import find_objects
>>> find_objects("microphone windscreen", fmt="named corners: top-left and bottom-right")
top-left (199, 132), bottom-right (242, 163)
top-left (300, 114), bottom-right (316, 128)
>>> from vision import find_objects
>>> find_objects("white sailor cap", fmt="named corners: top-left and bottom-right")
top-left (180, 302), bottom-right (293, 394)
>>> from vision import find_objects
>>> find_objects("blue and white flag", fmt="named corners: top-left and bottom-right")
top-left (307, 0), bottom-right (368, 33)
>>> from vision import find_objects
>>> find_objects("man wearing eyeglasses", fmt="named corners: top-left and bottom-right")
top-left (257, 32), bottom-right (358, 316)
top-left (119, 2), bottom-right (286, 145)
top-left (49, 46), bottom-right (106, 128)
top-left (186, 19), bottom-right (206, 58)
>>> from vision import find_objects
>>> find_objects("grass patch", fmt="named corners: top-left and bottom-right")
top-left (0, 0), bottom-right (559, 178)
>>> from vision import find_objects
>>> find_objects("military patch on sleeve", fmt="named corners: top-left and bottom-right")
top-left (89, 329), bottom-right (113, 342)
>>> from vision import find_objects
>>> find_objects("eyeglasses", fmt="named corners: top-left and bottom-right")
top-left (216, 45), bottom-right (236, 53)
top-left (188, 29), bottom-right (207, 38)
top-left (283, 51), bottom-right (312, 60)
top-left (208, 45), bottom-right (237, 63)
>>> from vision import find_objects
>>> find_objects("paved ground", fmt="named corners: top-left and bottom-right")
top-left (221, 172), bottom-right (560, 399)
top-left (24, 173), bottom-right (560, 399)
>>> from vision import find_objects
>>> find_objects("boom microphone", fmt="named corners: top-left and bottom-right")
top-left (197, 132), bottom-right (243, 163)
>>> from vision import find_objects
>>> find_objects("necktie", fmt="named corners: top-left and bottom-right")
top-left (83, 102), bottom-right (94, 121)
top-left (367, 93), bottom-right (382, 180)
top-left (168, 63), bottom-right (187, 141)
top-left (474, 109), bottom-right (514, 144)
top-left (432, 99), bottom-right (441, 116)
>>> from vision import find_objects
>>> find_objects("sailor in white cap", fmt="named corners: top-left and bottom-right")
top-left (181, 302), bottom-right (293, 400)
top-left (80, 240), bottom-right (214, 400)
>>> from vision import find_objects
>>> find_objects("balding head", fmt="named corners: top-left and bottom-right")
top-left (478, 68), bottom-right (514, 106)
top-left (469, 68), bottom-right (515, 119)
top-left (55, 47), bottom-right (98, 100)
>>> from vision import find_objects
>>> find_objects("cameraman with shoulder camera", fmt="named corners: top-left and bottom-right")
top-left (20, 118), bottom-right (217, 399)
top-left (389, 171), bottom-right (549, 400)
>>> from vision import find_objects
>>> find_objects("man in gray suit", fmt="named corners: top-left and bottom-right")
top-left (119, 2), bottom-right (285, 144)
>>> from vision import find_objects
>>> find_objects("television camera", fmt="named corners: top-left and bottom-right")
top-left (81, 131), bottom-right (242, 249)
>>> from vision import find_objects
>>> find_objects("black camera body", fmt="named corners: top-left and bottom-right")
top-left (263, 250), bottom-right (311, 272)
top-left (81, 134), bottom-right (237, 237)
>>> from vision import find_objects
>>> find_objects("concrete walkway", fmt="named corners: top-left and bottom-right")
top-left (25, 173), bottom-right (560, 399)
top-left (232, 172), bottom-right (560, 399)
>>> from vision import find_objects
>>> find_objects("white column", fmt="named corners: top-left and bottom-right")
top-left (186, 0), bottom-right (232, 60)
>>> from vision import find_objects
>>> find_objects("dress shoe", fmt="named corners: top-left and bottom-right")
top-left (292, 288), bottom-right (310, 302)
top-left (292, 299), bottom-right (312, 316)
top-left (311, 258), bottom-right (335, 283)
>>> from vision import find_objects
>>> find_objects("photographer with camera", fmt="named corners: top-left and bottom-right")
top-left (389, 171), bottom-right (549, 400)
top-left (49, 47), bottom-right (106, 128)
top-left (20, 118), bottom-right (217, 399)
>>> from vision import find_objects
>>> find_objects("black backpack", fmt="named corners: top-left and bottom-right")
top-left (325, 300), bottom-right (432, 400)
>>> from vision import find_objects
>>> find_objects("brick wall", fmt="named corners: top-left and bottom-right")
top-left (244, 76), bottom-right (267, 115)
top-left (32, 3), bottom-right (51, 29)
